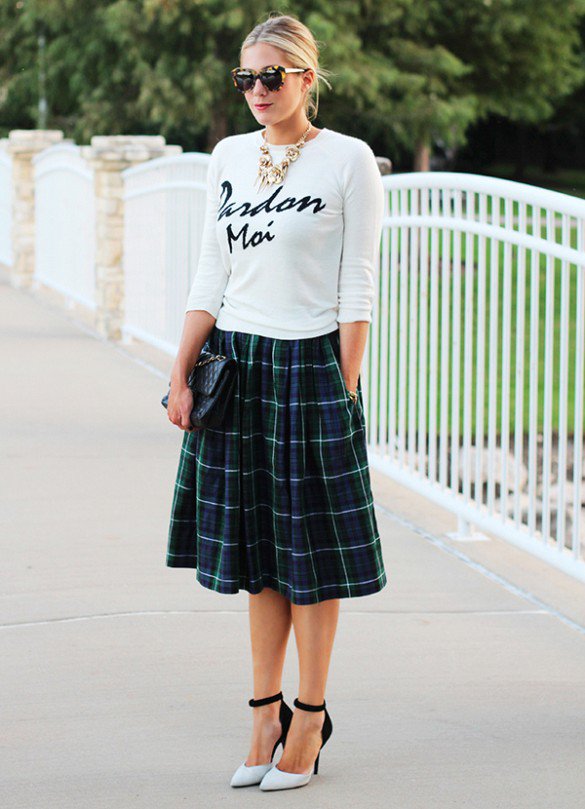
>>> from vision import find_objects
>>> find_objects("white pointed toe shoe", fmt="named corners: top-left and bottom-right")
top-left (259, 697), bottom-right (333, 791)
top-left (230, 760), bottom-right (275, 787)
top-left (258, 761), bottom-right (314, 791)
top-left (230, 691), bottom-right (293, 788)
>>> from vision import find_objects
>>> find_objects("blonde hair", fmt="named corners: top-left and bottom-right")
top-left (240, 13), bottom-right (333, 121)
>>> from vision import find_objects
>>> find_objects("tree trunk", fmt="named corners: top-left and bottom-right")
top-left (413, 139), bottom-right (431, 172)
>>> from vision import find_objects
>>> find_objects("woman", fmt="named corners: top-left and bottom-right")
top-left (165, 12), bottom-right (388, 792)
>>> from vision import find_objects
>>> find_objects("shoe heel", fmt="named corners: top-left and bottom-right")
top-left (280, 699), bottom-right (293, 739)
top-left (313, 751), bottom-right (320, 775)
top-left (270, 697), bottom-right (293, 760)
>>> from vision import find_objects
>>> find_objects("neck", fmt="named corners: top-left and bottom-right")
top-left (263, 118), bottom-right (312, 145)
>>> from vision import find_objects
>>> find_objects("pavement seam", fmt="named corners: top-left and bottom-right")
top-left (0, 608), bottom-right (552, 630)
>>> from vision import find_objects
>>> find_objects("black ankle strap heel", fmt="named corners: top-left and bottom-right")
top-left (293, 697), bottom-right (333, 774)
top-left (248, 691), bottom-right (293, 761)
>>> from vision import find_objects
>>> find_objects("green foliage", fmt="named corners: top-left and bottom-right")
top-left (360, 0), bottom-right (585, 156)
top-left (437, 0), bottom-right (585, 122)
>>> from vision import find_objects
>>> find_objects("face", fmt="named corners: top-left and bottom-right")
top-left (238, 43), bottom-right (313, 123)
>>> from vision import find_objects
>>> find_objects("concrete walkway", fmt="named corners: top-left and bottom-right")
top-left (2, 269), bottom-right (585, 809)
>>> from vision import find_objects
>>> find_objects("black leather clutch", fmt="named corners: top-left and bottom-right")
top-left (161, 351), bottom-right (238, 429)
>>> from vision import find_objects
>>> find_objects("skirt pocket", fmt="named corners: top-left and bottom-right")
top-left (324, 329), bottom-right (365, 427)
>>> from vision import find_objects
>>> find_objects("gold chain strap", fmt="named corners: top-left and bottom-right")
top-left (194, 354), bottom-right (226, 367)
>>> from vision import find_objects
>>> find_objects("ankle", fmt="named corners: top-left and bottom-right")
top-left (292, 708), bottom-right (325, 727)
top-left (252, 705), bottom-right (280, 725)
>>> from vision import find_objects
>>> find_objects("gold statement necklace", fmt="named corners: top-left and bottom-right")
top-left (255, 122), bottom-right (313, 192)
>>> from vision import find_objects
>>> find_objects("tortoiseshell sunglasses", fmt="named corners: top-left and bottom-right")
top-left (230, 65), bottom-right (309, 94)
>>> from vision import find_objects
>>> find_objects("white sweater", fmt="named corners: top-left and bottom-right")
top-left (185, 126), bottom-right (385, 339)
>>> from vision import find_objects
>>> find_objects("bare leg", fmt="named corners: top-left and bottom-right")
top-left (276, 597), bottom-right (340, 774)
top-left (245, 587), bottom-right (292, 765)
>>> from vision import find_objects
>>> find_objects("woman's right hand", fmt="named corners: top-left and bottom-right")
top-left (166, 383), bottom-right (201, 432)
top-left (168, 311), bottom-right (217, 432)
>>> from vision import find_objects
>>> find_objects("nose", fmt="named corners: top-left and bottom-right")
top-left (251, 77), bottom-right (268, 97)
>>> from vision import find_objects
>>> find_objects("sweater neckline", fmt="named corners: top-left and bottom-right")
top-left (255, 127), bottom-right (329, 149)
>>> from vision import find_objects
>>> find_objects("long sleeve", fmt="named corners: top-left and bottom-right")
top-left (336, 142), bottom-right (385, 324)
top-left (185, 142), bottom-right (230, 316)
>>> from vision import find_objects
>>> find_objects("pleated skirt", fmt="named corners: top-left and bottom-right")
top-left (165, 325), bottom-right (388, 605)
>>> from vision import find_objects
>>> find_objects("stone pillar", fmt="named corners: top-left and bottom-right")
top-left (376, 156), bottom-right (393, 175)
top-left (82, 135), bottom-right (182, 340)
top-left (7, 129), bottom-right (64, 287)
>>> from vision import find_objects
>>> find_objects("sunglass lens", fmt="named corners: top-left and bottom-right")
top-left (233, 71), bottom-right (253, 92)
top-left (260, 68), bottom-right (282, 91)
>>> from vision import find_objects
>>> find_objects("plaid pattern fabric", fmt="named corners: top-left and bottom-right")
top-left (166, 325), bottom-right (388, 605)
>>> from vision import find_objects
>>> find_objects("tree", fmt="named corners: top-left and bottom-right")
top-left (358, 0), bottom-right (585, 170)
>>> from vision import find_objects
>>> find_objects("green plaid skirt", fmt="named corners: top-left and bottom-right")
top-left (166, 325), bottom-right (388, 605)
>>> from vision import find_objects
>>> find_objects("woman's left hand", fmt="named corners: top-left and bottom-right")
top-left (343, 377), bottom-right (358, 396)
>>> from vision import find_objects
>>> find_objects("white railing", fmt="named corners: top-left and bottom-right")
top-left (33, 143), bottom-right (96, 308)
top-left (363, 172), bottom-right (585, 582)
top-left (122, 153), bottom-right (210, 354)
top-left (0, 145), bottom-right (12, 268)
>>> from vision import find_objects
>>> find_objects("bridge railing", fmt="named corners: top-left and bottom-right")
top-left (121, 153), bottom-right (209, 354)
top-left (33, 143), bottom-right (96, 309)
top-left (363, 172), bottom-right (585, 581)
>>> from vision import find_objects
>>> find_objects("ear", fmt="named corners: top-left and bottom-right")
top-left (304, 69), bottom-right (315, 92)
